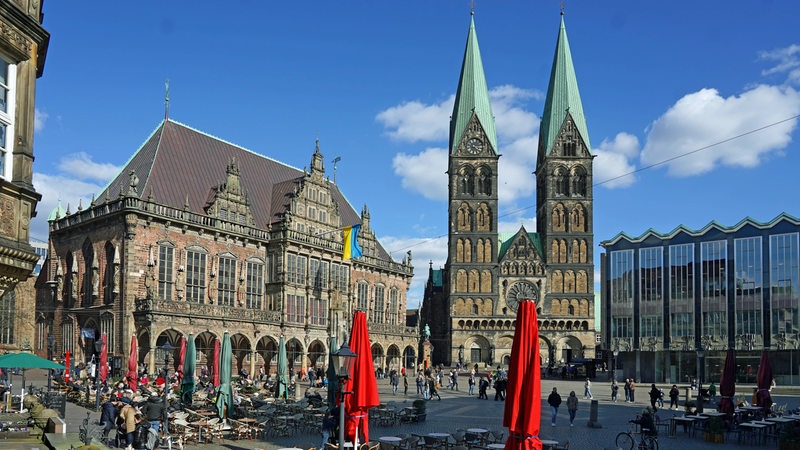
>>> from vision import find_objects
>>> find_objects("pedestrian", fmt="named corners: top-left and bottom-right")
top-left (452, 369), bottom-right (459, 391)
top-left (403, 373), bottom-right (408, 396)
top-left (624, 378), bottom-right (631, 402)
top-left (478, 377), bottom-right (489, 399)
top-left (648, 383), bottom-right (660, 411)
top-left (669, 384), bottom-right (680, 410)
top-left (100, 399), bottom-right (119, 446)
top-left (611, 381), bottom-right (619, 402)
top-left (142, 393), bottom-right (165, 434)
top-left (708, 382), bottom-right (717, 401)
top-left (629, 379), bottom-right (637, 403)
top-left (416, 373), bottom-right (424, 396)
top-left (657, 387), bottom-right (665, 408)
top-left (583, 378), bottom-right (593, 399)
top-left (566, 390), bottom-right (578, 426)
top-left (428, 376), bottom-right (441, 401)
top-left (119, 399), bottom-right (138, 450)
top-left (547, 387), bottom-right (562, 426)
top-left (390, 371), bottom-right (399, 395)
top-left (494, 377), bottom-right (503, 401)
top-left (468, 373), bottom-right (475, 396)
top-left (321, 407), bottom-right (337, 448)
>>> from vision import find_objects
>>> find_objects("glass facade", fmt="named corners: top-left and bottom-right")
top-left (770, 233), bottom-right (799, 336)
top-left (186, 250), bottom-right (206, 302)
top-left (609, 250), bottom-right (634, 339)
top-left (639, 247), bottom-right (663, 338)
top-left (669, 243), bottom-right (694, 338)
top-left (700, 240), bottom-right (727, 338)
top-left (734, 237), bottom-right (762, 340)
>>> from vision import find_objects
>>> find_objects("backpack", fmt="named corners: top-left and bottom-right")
top-left (132, 422), bottom-right (151, 448)
top-left (145, 426), bottom-right (159, 450)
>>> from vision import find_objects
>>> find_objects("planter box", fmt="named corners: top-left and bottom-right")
top-left (0, 430), bottom-right (30, 439)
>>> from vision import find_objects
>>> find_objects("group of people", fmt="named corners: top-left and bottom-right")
top-left (98, 387), bottom-right (164, 450)
top-left (546, 387), bottom-right (582, 427)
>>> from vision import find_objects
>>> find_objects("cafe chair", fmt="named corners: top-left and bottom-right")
top-left (553, 441), bottom-right (570, 450)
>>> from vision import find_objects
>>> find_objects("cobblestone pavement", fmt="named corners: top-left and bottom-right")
top-left (23, 370), bottom-right (799, 450)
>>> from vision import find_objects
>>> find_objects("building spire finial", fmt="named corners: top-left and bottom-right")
top-left (470, 0), bottom-right (475, 15)
top-left (164, 79), bottom-right (170, 120)
top-left (560, 1), bottom-right (566, 15)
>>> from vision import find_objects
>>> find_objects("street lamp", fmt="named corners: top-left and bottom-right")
top-left (332, 342), bottom-right (357, 448)
top-left (696, 346), bottom-right (705, 411)
top-left (161, 342), bottom-right (176, 431)
top-left (94, 338), bottom-right (105, 411)
top-left (612, 348), bottom-right (619, 382)
top-left (47, 334), bottom-right (55, 393)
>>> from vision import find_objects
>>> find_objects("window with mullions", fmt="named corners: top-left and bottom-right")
top-left (357, 282), bottom-right (369, 311)
top-left (669, 243), bottom-right (694, 337)
top-left (158, 245), bottom-right (174, 301)
top-left (287, 254), bottom-right (307, 285)
top-left (62, 321), bottom-right (74, 353)
top-left (246, 261), bottom-right (264, 309)
top-left (100, 314), bottom-right (114, 352)
top-left (331, 263), bottom-right (348, 292)
top-left (734, 237), bottom-right (762, 335)
top-left (609, 250), bottom-right (634, 339)
top-left (701, 240), bottom-right (727, 337)
top-left (770, 233), bottom-right (799, 335)
top-left (373, 285), bottom-right (385, 323)
top-left (286, 294), bottom-right (305, 323)
top-left (309, 297), bottom-right (327, 325)
top-left (310, 259), bottom-right (329, 290)
top-left (639, 247), bottom-right (663, 339)
top-left (389, 288), bottom-right (399, 325)
top-left (0, 57), bottom-right (14, 180)
top-left (217, 256), bottom-right (237, 306)
top-left (0, 290), bottom-right (15, 344)
top-left (186, 250), bottom-right (207, 302)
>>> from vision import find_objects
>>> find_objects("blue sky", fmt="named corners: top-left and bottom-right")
top-left (31, 1), bottom-right (800, 307)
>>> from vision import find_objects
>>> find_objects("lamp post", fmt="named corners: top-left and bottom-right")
top-left (47, 334), bottom-right (55, 393)
top-left (612, 348), bottom-right (619, 382)
top-left (696, 346), bottom-right (705, 411)
top-left (93, 338), bottom-right (105, 411)
top-left (332, 342), bottom-right (357, 448)
top-left (161, 342), bottom-right (176, 431)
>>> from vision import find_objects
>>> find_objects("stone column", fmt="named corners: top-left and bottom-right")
top-left (148, 334), bottom-right (157, 377)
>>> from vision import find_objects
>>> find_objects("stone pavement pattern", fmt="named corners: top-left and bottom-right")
top-left (18, 370), bottom-right (800, 450)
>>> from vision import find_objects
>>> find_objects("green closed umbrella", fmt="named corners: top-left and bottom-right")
top-left (326, 336), bottom-right (338, 413)
top-left (215, 332), bottom-right (233, 418)
top-left (276, 335), bottom-right (289, 400)
top-left (180, 334), bottom-right (196, 405)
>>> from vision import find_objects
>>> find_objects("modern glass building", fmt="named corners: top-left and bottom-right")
top-left (600, 213), bottom-right (799, 385)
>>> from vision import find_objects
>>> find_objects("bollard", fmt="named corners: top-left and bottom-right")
top-left (587, 399), bottom-right (603, 428)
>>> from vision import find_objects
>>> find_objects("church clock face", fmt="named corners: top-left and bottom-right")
top-left (466, 137), bottom-right (483, 155)
top-left (507, 281), bottom-right (538, 312)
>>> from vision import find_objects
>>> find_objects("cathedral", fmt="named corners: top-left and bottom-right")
top-left (420, 11), bottom-right (597, 369)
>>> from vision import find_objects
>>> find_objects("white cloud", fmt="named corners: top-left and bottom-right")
top-left (392, 147), bottom-right (448, 201)
top-left (759, 44), bottom-right (800, 85)
top-left (34, 109), bottom-right (48, 132)
top-left (640, 85), bottom-right (800, 176)
top-left (498, 216), bottom-right (537, 233)
top-left (382, 84), bottom-right (541, 204)
top-left (376, 97), bottom-right (454, 142)
top-left (31, 173), bottom-right (107, 240)
top-left (379, 234), bottom-right (448, 309)
top-left (593, 132), bottom-right (639, 189)
top-left (57, 152), bottom-right (123, 182)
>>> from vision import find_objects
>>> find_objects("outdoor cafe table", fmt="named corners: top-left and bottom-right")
top-left (701, 411), bottom-right (727, 418)
top-left (669, 416), bottom-right (695, 437)
top-left (189, 419), bottom-right (211, 443)
top-left (738, 422), bottom-right (767, 445)
top-left (380, 436), bottom-right (402, 449)
top-left (540, 439), bottom-right (559, 450)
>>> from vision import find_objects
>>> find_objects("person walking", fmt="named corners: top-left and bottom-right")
top-left (547, 387), bottom-right (562, 427)
top-left (648, 383), bottom-right (660, 411)
top-left (478, 377), bottom-right (489, 399)
top-left (468, 373), bottom-right (475, 395)
top-left (416, 373), bottom-right (424, 397)
top-left (390, 371), bottom-right (399, 395)
top-left (629, 379), bottom-right (637, 403)
top-left (452, 369), bottom-right (459, 391)
top-left (583, 378), bottom-right (593, 399)
top-left (428, 375), bottom-right (441, 400)
top-left (566, 391), bottom-right (579, 427)
top-left (403, 373), bottom-right (408, 396)
top-left (119, 400), bottom-right (138, 450)
top-left (624, 379), bottom-right (631, 402)
top-left (669, 384), bottom-right (680, 410)
top-left (611, 381), bottom-right (619, 402)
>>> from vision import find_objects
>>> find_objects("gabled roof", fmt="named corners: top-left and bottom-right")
top-left (98, 119), bottom-right (362, 233)
top-left (498, 226), bottom-right (543, 260)
top-left (450, 13), bottom-right (497, 154)
top-left (537, 13), bottom-right (591, 167)
top-left (600, 212), bottom-right (800, 247)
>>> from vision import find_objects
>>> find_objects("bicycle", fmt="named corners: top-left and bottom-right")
top-left (615, 420), bottom-right (659, 450)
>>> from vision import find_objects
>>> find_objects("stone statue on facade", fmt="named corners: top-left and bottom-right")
top-left (423, 324), bottom-right (430, 342)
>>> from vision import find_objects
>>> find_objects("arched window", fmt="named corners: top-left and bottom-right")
top-left (103, 242), bottom-right (116, 304)
top-left (476, 203), bottom-right (491, 231)
top-left (82, 240), bottom-right (95, 307)
top-left (477, 166), bottom-right (492, 195)
top-left (554, 167), bottom-right (568, 196)
top-left (571, 166), bottom-right (587, 197)
top-left (458, 166), bottom-right (475, 195)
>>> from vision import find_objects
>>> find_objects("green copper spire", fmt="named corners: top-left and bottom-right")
top-left (538, 13), bottom-right (591, 165)
top-left (450, 13), bottom-right (497, 154)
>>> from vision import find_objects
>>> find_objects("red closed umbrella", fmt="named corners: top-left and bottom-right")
top-left (345, 311), bottom-right (380, 445)
top-left (177, 337), bottom-right (187, 381)
top-left (64, 350), bottom-right (71, 383)
top-left (717, 348), bottom-right (735, 418)
top-left (503, 300), bottom-right (542, 450)
top-left (212, 337), bottom-right (221, 388)
top-left (755, 351), bottom-right (773, 413)
top-left (127, 335), bottom-right (138, 392)
top-left (99, 334), bottom-right (109, 383)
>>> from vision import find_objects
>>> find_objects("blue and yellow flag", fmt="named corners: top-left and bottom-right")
top-left (342, 224), bottom-right (363, 260)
